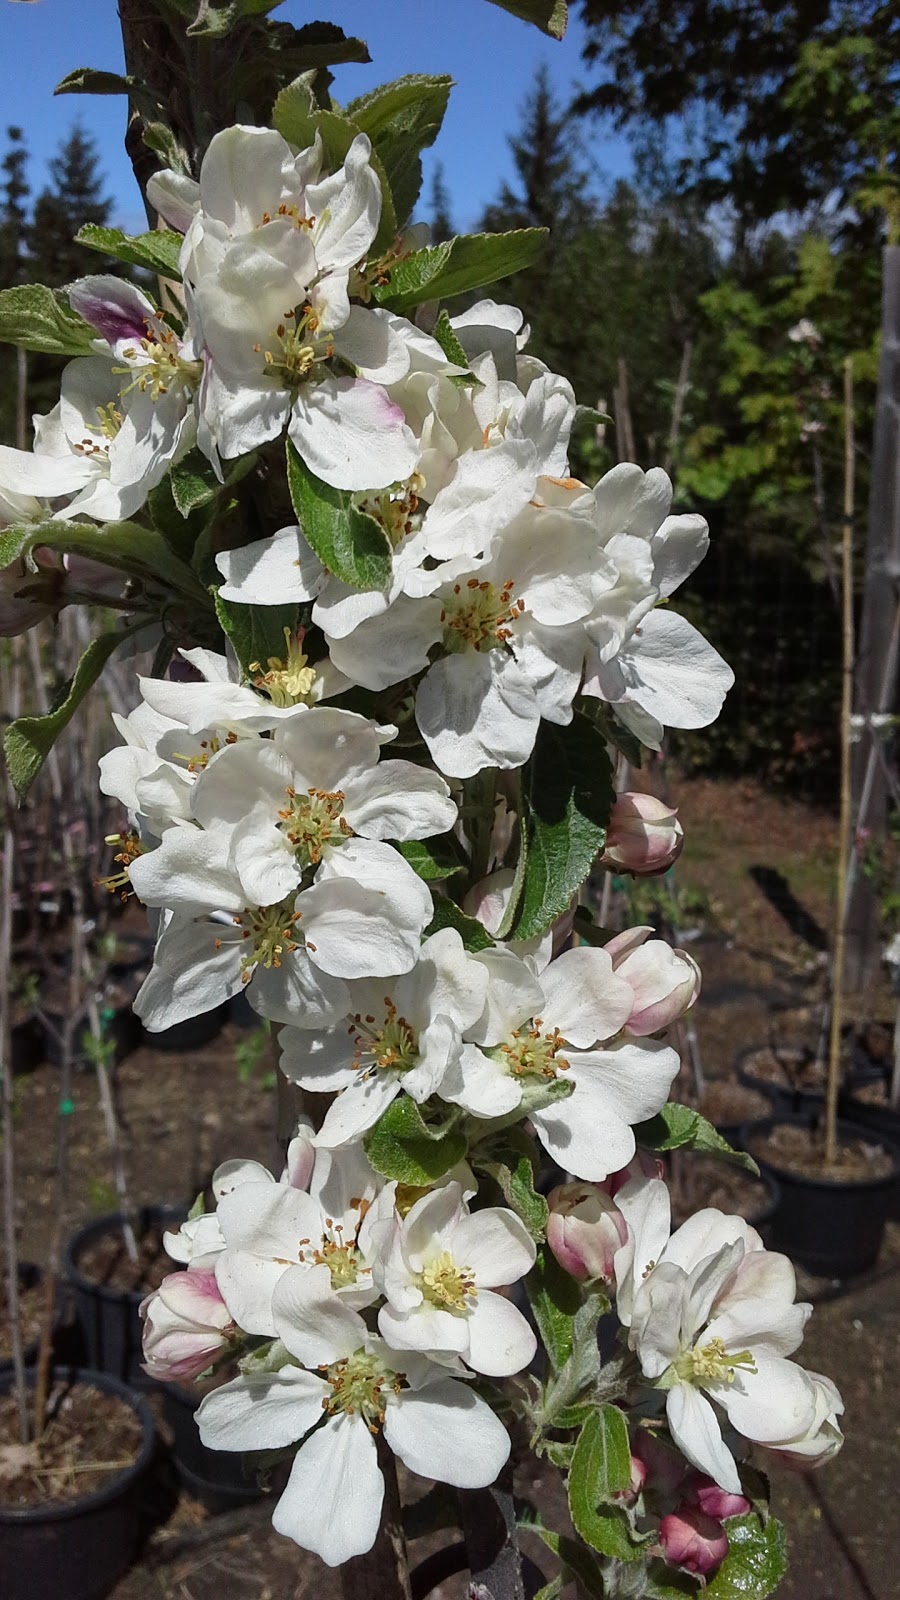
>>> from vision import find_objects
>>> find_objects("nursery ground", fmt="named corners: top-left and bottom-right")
top-left (6, 773), bottom-right (899, 1600)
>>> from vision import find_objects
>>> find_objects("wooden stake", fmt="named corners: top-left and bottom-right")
top-left (825, 358), bottom-right (856, 1167)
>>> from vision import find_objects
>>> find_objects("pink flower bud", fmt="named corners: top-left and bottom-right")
top-left (610, 937), bottom-right (701, 1036)
top-left (632, 1429), bottom-right (688, 1499)
top-left (601, 1150), bottom-right (666, 1200)
top-left (684, 1472), bottom-right (751, 1520)
top-left (546, 1182), bottom-right (628, 1282)
top-left (616, 1453), bottom-right (648, 1505)
top-left (659, 1507), bottom-right (728, 1576)
top-left (602, 793), bottom-right (684, 876)
top-left (140, 1267), bottom-right (235, 1382)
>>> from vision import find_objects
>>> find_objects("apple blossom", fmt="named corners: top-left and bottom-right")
top-left (197, 1265), bottom-right (511, 1566)
top-left (140, 1267), bottom-right (236, 1382)
top-left (441, 944), bottom-right (680, 1179)
top-left (377, 1181), bottom-right (537, 1376)
top-left (763, 1372), bottom-right (845, 1468)
top-left (546, 1181), bottom-right (628, 1282)
top-left (658, 1506), bottom-right (729, 1576)
top-left (601, 793), bottom-right (685, 876)
top-left (684, 1473), bottom-right (751, 1520)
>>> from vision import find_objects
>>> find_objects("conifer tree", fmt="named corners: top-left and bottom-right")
top-left (0, 125), bottom-right (29, 447)
top-left (429, 160), bottom-right (455, 242)
top-left (28, 123), bottom-right (114, 287)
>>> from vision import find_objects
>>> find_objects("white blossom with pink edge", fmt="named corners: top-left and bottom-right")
top-left (140, 1267), bottom-right (236, 1382)
top-left (601, 792), bottom-right (684, 876)
top-left (604, 927), bottom-right (701, 1036)
top-left (546, 1180), bottom-right (628, 1283)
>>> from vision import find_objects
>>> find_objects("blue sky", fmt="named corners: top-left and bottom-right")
top-left (0, 0), bottom-right (630, 233)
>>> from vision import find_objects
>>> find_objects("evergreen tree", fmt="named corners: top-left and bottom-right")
top-left (429, 161), bottom-right (455, 243)
top-left (482, 63), bottom-right (592, 239)
top-left (0, 126), bottom-right (30, 448)
top-left (28, 123), bottom-right (114, 287)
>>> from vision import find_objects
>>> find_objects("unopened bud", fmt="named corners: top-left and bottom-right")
top-left (546, 1182), bottom-right (628, 1282)
top-left (140, 1267), bottom-right (235, 1382)
top-left (684, 1472), bottom-right (750, 1520)
top-left (602, 793), bottom-right (683, 876)
top-left (659, 1506), bottom-right (728, 1576)
top-left (605, 929), bottom-right (701, 1036)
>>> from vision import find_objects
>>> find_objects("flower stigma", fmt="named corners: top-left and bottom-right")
top-left (497, 1018), bottom-right (570, 1081)
top-left (250, 627), bottom-right (320, 708)
top-left (324, 1348), bottom-right (402, 1433)
top-left (676, 1337), bottom-right (758, 1387)
top-left (349, 999), bottom-right (418, 1079)
top-left (231, 898), bottom-right (301, 979)
top-left (441, 577), bottom-right (524, 654)
top-left (420, 1250), bottom-right (476, 1314)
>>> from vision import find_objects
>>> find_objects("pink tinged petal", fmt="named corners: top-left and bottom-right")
top-left (273, 1413), bottom-right (384, 1566)
top-left (384, 1381), bottom-right (511, 1488)
top-left (273, 1262), bottom-right (369, 1367)
top-left (451, 1209), bottom-right (536, 1287)
top-left (716, 1356), bottom-right (818, 1446)
top-left (686, 1475), bottom-right (751, 1520)
top-left (215, 524), bottom-right (324, 605)
top-left (290, 378), bottom-right (417, 491)
top-left (68, 274), bottom-right (156, 348)
top-left (659, 1507), bottom-right (728, 1577)
top-left (416, 651), bottom-right (540, 780)
top-left (464, 1292), bottom-right (537, 1376)
top-left (666, 1383), bottom-right (742, 1496)
top-left (196, 1368), bottom-right (327, 1452)
top-left (539, 946), bottom-right (634, 1047)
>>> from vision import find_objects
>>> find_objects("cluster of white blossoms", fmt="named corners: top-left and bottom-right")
top-left (1, 110), bottom-right (843, 1585)
top-left (141, 1141), bottom-right (843, 1570)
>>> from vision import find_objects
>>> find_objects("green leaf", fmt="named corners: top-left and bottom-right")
top-left (5, 626), bottom-right (142, 799)
top-left (644, 1568), bottom-right (702, 1599)
top-left (431, 309), bottom-right (469, 368)
top-left (55, 67), bottom-right (136, 96)
top-left (168, 450), bottom-right (222, 517)
top-left (75, 223), bottom-right (183, 280)
top-left (636, 1104), bottom-right (760, 1175)
top-left (526, 1243), bottom-right (581, 1372)
top-left (347, 74), bottom-right (452, 227)
top-left (0, 519), bottom-right (205, 602)
top-left (572, 907), bottom-right (614, 948)
top-left (214, 593), bottom-right (299, 678)
top-left (186, 0), bottom-right (282, 38)
top-left (540, 1294), bottom-right (607, 1422)
top-left (568, 1407), bottom-right (641, 1562)
top-left (703, 1514), bottom-right (787, 1599)
top-left (424, 897), bottom-right (495, 952)
top-left (484, 0), bottom-right (568, 38)
top-left (373, 229), bottom-right (548, 313)
top-left (396, 837), bottom-right (466, 882)
top-left (0, 285), bottom-right (95, 356)
top-left (475, 1127), bottom-right (548, 1239)
top-left (508, 713), bottom-right (615, 941)
top-left (365, 1095), bottom-right (466, 1185)
top-left (286, 441), bottom-right (392, 592)
top-left (523, 1527), bottom-right (607, 1600)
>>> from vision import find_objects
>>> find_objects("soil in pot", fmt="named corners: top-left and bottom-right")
top-left (696, 1079), bottom-right (770, 1133)
top-left (0, 1368), bottom-right (154, 1600)
top-left (669, 1157), bottom-right (777, 1229)
top-left (747, 1121), bottom-right (894, 1183)
top-left (0, 1267), bottom-right (44, 1371)
top-left (740, 1044), bottom-right (825, 1097)
top-left (0, 1377), bottom-right (144, 1509)
top-left (75, 1222), bottom-right (177, 1298)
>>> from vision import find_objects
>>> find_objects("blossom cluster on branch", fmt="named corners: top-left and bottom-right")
top-left (0, 66), bottom-right (843, 1596)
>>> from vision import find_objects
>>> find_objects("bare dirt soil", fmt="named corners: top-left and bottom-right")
top-left (3, 774), bottom-right (897, 1599)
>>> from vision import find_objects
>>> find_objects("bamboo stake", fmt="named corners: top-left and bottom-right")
top-left (825, 358), bottom-right (856, 1167)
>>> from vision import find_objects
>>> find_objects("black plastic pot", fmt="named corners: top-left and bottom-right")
top-left (142, 1000), bottom-right (229, 1053)
top-left (742, 1113), bottom-right (900, 1278)
top-left (736, 1045), bottom-right (824, 1117)
top-left (160, 1383), bottom-right (264, 1512)
top-left (10, 1018), bottom-right (43, 1075)
top-left (0, 1366), bottom-right (154, 1600)
top-left (64, 1206), bottom-right (185, 1387)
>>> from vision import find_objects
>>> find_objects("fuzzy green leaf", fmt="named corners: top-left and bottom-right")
top-left (365, 1095), bottom-right (466, 1185)
top-left (5, 626), bottom-right (141, 799)
top-left (703, 1514), bottom-right (787, 1599)
top-left (373, 229), bottom-right (547, 313)
top-left (424, 897), bottom-right (495, 952)
top-left (347, 74), bottom-right (452, 226)
top-left (168, 450), bottom-right (222, 517)
top-left (55, 67), bottom-right (137, 97)
top-left (75, 223), bottom-right (183, 280)
top-left (475, 1128), bottom-right (549, 1239)
top-left (636, 1104), bottom-right (759, 1175)
top-left (0, 519), bottom-right (205, 601)
top-left (484, 0), bottom-right (568, 38)
top-left (526, 1243), bottom-right (581, 1372)
top-left (286, 441), bottom-right (392, 592)
top-left (0, 285), bottom-right (96, 356)
top-left (508, 713), bottom-right (615, 941)
top-left (568, 1407), bottom-right (641, 1563)
top-left (432, 309), bottom-right (470, 367)
top-left (214, 593), bottom-right (299, 678)
top-left (396, 837), bottom-right (467, 882)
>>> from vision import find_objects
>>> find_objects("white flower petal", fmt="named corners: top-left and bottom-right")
top-left (197, 1368), bottom-right (326, 1452)
top-left (666, 1382), bottom-right (742, 1495)
top-left (273, 1262), bottom-right (369, 1366)
top-left (465, 1291), bottom-right (536, 1376)
top-left (273, 1413), bottom-right (383, 1566)
top-left (290, 377), bottom-right (417, 491)
top-left (384, 1381), bottom-right (510, 1488)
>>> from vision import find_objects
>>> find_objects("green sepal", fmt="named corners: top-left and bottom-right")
top-left (396, 836), bottom-right (467, 882)
top-left (636, 1103), bottom-right (760, 1175)
top-left (373, 228), bottom-right (548, 313)
top-left (5, 623), bottom-right (145, 799)
top-left (286, 441), bottom-right (392, 592)
top-left (0, 284), bottom-right (96, 356)
top-left (364, 1095), bottom-right (467, 1185)
top-left (75, 223), bottom-right (183, 280)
